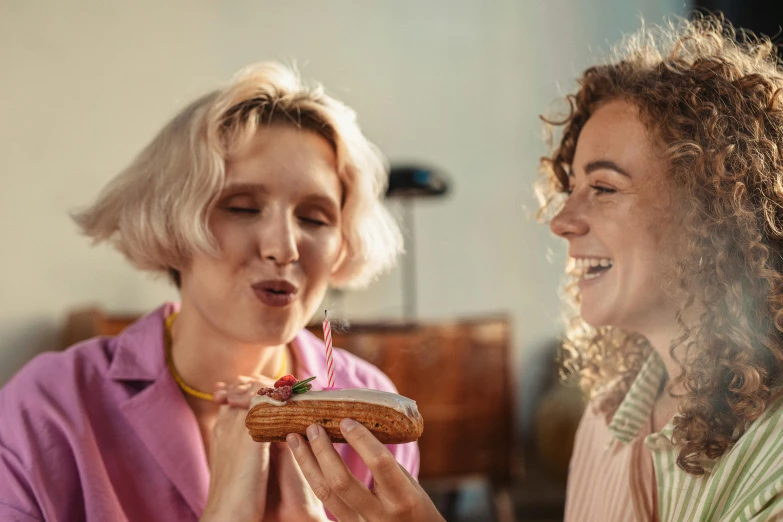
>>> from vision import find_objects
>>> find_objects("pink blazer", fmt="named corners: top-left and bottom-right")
top-left (0, 304), bottom-right (420, 521)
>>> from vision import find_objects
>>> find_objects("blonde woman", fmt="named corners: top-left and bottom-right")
top-left (0, 63), bottom-right (422, 521)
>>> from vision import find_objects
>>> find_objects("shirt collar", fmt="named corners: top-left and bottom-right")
top-left (107, 303), bottom-right (327, 385)
top-left (107, 302), bottom-right (179, 382)
top-left (608, 352), bottom-right (667, 443)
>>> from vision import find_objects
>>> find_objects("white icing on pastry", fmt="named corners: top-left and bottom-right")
top-left (250, 388), bottom-right (420, 419)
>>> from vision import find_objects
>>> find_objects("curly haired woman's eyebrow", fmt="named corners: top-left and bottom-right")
top-left (584, 159), bottom-right (632, 178)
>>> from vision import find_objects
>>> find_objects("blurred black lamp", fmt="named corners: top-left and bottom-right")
top-left (386, 165), bottom-right (450, 319)
top-left (386, 165), bottom-right (449, 198)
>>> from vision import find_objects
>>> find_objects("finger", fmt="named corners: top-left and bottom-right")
top-left (339, 418), bottom-right (413, 501)
top-left (226, 381), bottom-right (255, 395)
top-left (273, 443), bottom-right (319, 504)
top-left (223, 375), bottom-right (276, 397)
top-left (226, 396), bottom-right (254, 409)
top-left (230, 374), bottom-right (275, 388)
top-left (396, 462), bottom-right (420, 486)
top-left (226, 388), bottom-right (257, 409)
top-left (256, 375), bottom-right (276, 387)
top-left (286, 433), bottom-right (364, 522)
top-left (304, 425), bottom-right (382, 515)
top-left (223, 379), bottom-right (266, 409)
top-left (227, 375), bottom-right (255, 386)
top-left (213, 389), bottom-right (229, 404)
top-left (215, 405), bottom-right (244, 429)
top-left (212, 382), bottom-right (228, 403)
top-left (224, 376), bottom-right (259, 396)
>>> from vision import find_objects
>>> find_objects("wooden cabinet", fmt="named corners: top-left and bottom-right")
top-left (307, 318), bottom-right (514, 486)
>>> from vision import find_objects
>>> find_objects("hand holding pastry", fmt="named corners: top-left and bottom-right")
top-left (207, 376), bottom-right (328, 522)
top-left (213, 374), bottom-right (276, 409)
top-left (264, 442), bottom-right (329, 522)
top-left (287, 419), bottom-right (445, 522)
top-left (200, 376), bottom-right (274, 522)
top-left (200, 406), bottom-right (270, 522)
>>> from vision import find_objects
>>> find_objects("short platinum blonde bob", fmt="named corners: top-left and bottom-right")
top-left (74, 62), bottom-right (403, 288)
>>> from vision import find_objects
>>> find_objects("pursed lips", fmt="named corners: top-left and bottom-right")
top-left (251, 279), bottom-right (298, 307)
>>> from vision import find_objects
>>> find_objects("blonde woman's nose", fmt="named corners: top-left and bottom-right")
top-left (259, 214), bottom-right (299, 265)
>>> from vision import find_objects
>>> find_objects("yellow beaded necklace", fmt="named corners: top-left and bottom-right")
top-left (164, 312), bottom-right (288, 401)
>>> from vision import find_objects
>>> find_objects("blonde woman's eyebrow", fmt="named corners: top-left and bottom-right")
top-left (299, 192), bottom-right (339, 215)
top-left (220, 183), bottom-right (339, 214)
top-left (220, 182), bottom-right (269, 195)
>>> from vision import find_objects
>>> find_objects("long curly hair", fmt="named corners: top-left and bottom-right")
top-left (538, 14), bottom-right (783, 475)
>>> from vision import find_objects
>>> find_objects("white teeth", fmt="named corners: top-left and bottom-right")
top-left (567, 257), bottom-right (614, 279)
top-left (569, 257), bottom-right (613, 269)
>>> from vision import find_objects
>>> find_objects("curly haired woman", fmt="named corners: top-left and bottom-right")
top-left (539, 14), bottom-right (783, 522)
top-left (268, 15), bottom-right (783, 522)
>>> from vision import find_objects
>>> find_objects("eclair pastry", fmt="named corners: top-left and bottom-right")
top-left (245, 386), bottom-right (424, 444)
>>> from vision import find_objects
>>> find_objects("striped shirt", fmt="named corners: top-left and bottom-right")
top-left (565, 354), bottom-right (783, 521)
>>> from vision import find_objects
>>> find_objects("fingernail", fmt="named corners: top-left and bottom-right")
top-left (215, 382), bottom-right (226, 389)
top-left (306, 424), bottom-right (320, 441)
top-left (341, 418), bottom-right (357, 432)
top-left (286, 434), bottom-right (299, 449)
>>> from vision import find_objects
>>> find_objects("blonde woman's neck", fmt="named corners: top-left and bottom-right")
top-left (169, 306), bottom-right (290, 398)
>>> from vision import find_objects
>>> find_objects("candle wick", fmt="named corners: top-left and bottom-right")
top-left (324, 309), bottom-right (328, 319)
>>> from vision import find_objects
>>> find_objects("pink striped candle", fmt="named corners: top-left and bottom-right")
top-left (322, 310), bottom-right (335, 388)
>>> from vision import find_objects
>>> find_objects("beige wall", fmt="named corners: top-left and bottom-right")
top-left (0, 0), bottom-right (685, 434)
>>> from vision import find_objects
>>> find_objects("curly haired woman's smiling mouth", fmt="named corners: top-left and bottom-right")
top-left (568, 256), bottom-right (614, 281)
